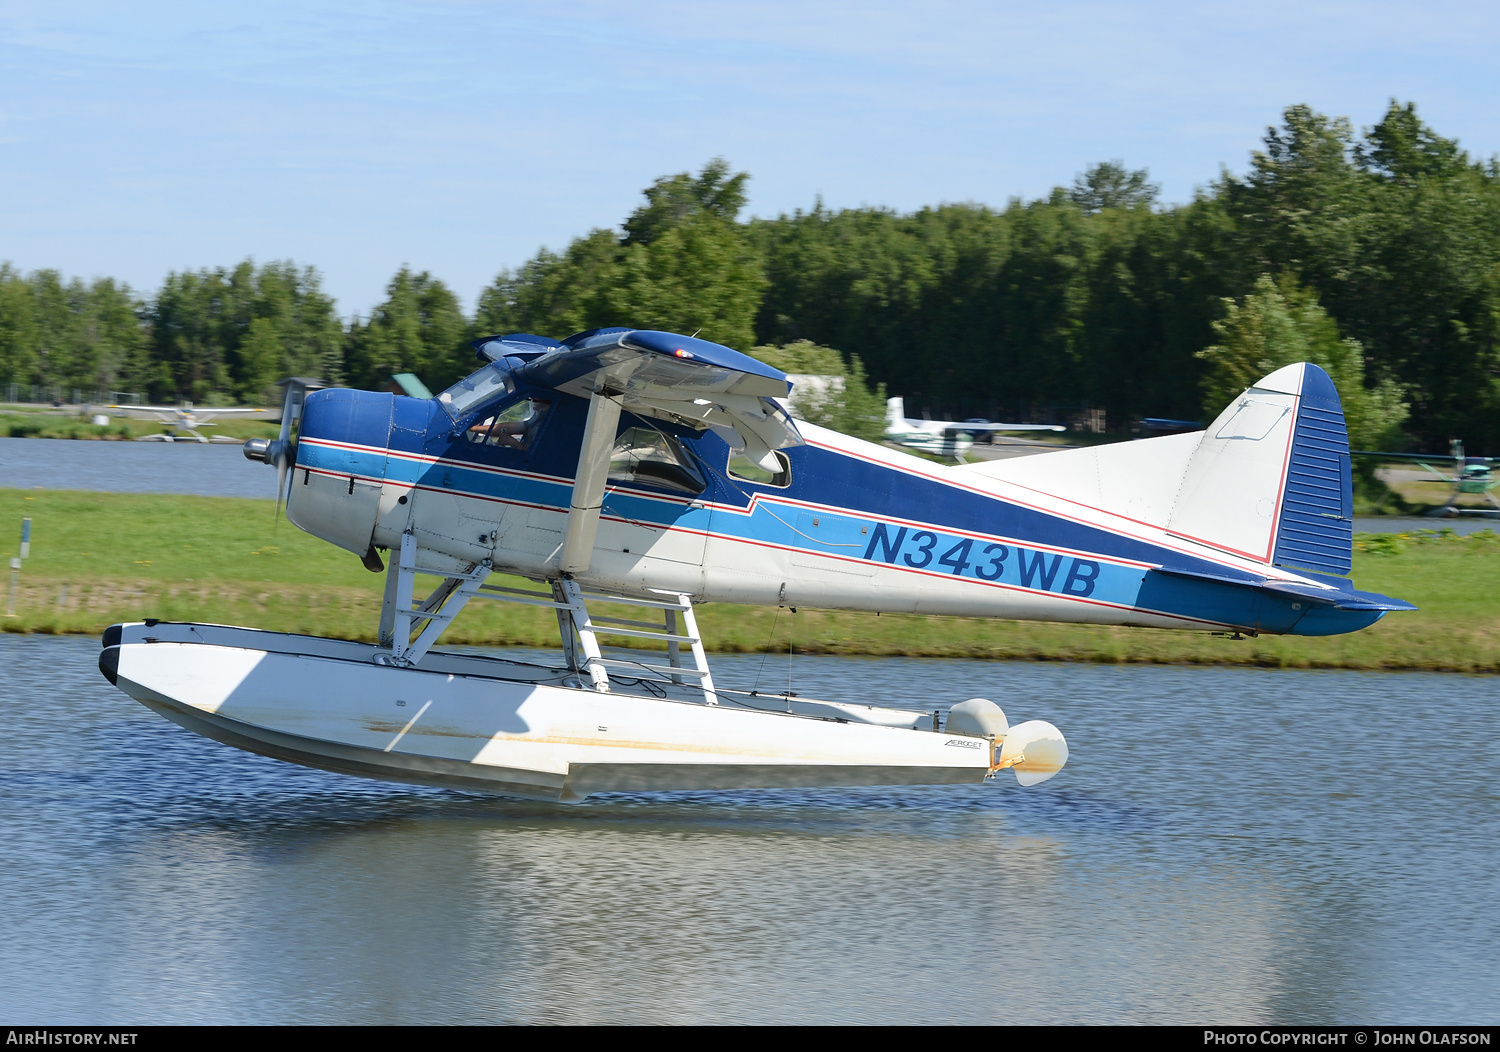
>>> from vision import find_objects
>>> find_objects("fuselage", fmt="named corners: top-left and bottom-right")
top-left (287, 371), bottom-right (1395, 639)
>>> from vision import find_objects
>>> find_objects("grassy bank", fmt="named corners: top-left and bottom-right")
top-left (3, 487), bottom-right (1497, 672)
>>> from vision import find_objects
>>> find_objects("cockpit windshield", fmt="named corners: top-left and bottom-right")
top-left (437, 363), bottom-right (514, 420)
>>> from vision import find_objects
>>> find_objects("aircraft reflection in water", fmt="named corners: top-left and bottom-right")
top-left (99, 328), bottom-right (1413, 801)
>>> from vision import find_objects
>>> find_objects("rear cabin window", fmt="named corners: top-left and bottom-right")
top-left (464, 398), bottom-right (551, 452)
top-left (728, 450), bottom-right (791, 488)
top-left (608, 427), bottom-right (706, 496)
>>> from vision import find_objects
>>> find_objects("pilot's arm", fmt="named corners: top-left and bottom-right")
top-left (492, 421), bottom-right (527, 448)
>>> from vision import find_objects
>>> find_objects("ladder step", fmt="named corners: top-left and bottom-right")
top-left (578, 591), bottom-right (689, 611)
top-left (580, 624), bottom-right (700, 643)
top-left (471, 590), bottom-right (572, 611)
top-left (595, 657), bottom-right (711, 678)
top-left (590, 614), bottom-right (677, 630)
top-left (478, 585), bottom-right (558, 601)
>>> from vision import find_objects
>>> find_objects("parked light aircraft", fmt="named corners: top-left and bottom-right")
top-left (1354, 440), bottom-right (1499, 516)
top-left (99, 328), bottom-right (1413, 801)
top-left (112, 401), bottom-right (268, 443)
top-left (884, 397), bottom-right (1066, 459)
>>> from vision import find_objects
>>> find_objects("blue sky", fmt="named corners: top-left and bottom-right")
top-left (2, 1), bottom-right (1496, 317)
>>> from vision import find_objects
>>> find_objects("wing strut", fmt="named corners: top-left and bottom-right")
top-left (560, 383), bottom-right (623, 574)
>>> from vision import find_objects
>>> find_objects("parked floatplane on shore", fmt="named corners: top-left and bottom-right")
top-left (99, 328), bottom-right (1412, 800)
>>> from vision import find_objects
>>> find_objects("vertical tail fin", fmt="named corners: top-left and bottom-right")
top-left (1168, 363), bottom-right (1353, 575)
top-left (958, 362), bottom-right (1354, 578)
top-left (886, 397), bottom-right (906, 429)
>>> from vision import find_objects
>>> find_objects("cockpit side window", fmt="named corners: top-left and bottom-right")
top-left (608, 427), bottom-right (706, 496)
top-left (465, 398), bottom-right (552, 452)
top-left (727, 450), bottom-right (792, 488)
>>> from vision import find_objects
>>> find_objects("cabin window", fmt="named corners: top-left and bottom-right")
top-left (608, 427), bottom-right (706, 496)
top-left (465, 398), bottom-right (552, 451)
top-left (728, 450), bottom-right (792, 488)
top-left (438, 363), bottom-right (513, 418)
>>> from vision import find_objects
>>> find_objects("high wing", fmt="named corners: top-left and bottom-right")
top-left (1352, 450), bottom-right (1496, 466)
top-left (110, 405), bottom-right (267, 415)
top-left (475, 327), bottom-right (801, 469)
top-left (470, 327), bottom-right (802, 575)
top-left (941, 422), bottom-right (1067, 436)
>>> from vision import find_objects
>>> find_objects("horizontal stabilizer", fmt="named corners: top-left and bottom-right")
top-left (1152, 564), bottom-right (1416, 612)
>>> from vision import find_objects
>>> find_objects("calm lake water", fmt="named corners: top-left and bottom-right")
top-left (2, 635), bottom-right (1496, 1024)
top-left (0, 436), bottom-right (277, 499)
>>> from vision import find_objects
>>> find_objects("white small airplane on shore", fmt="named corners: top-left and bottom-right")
top-left (884, 397), bottom-right (1065, 459)
top-left (99, 328), bottom-right (1411, 802)
top-left (112, 402), bottom-right (268, 443)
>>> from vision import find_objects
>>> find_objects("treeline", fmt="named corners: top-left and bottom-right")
top-left (3, 101), bottom-right (1498, 451)
top-left (0, 260), bottom-right (451, 404)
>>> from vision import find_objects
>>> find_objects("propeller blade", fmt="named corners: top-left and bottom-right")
top-left (275, 455), bottom-right (287, 520)
top-left (271, 379), bottom-right (308, 520)
top-left (277, 383), bottom-right (298, 445)
top-left (248, 378), bottom-right (322, 519)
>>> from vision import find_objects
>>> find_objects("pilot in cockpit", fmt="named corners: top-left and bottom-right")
top-left (466, 398), bottom-right (552, 451)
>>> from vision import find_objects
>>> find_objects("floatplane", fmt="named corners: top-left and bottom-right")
top-left (883, 397), bottom-right (1066, 460)
top-left (98, 328), bottom-right (1413, 801)
top-left (1354, 441), bottom-right (1500, 518)
top-left (111, 401), bottom-right (269, 443)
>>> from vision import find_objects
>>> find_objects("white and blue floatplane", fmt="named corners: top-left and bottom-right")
top-left (99, 328), bottom-right (1413, 801)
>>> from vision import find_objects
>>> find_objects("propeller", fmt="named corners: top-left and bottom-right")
top-left (243, 378), bottom-right (319, 519)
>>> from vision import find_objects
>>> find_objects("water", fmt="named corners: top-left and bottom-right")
top-left (2, 635), bottom-right (1496, 1024)
top-left (1353, 516), bottom-right (1496, 535)
top-left (0, 437), bottom-right (277, 499)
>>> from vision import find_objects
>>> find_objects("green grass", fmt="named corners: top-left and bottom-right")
top-left (3, 487), bottom-right (1497, 672)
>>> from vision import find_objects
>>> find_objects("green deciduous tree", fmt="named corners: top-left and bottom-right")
top-left (1221, 101), bottom-right (1500, 451)
top-left (1069, 161), bottom-right (1159, 216)
top-left (1197, 274), bottom-right (1407, 450)
top-left (622, 157), bottom-right (749, 245)
top-left (750, 340), bottom-right (887, 441)
top-left (0, 265), bottom-right (146, 394)
top-left (476, 159), bottom-right (764, 351)
top-left (344, 267), bottom-right (469, 391)
top-left (0, 265), bottom-right (40, 387)
top-left (145, 260), bottom-right (341, 403)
